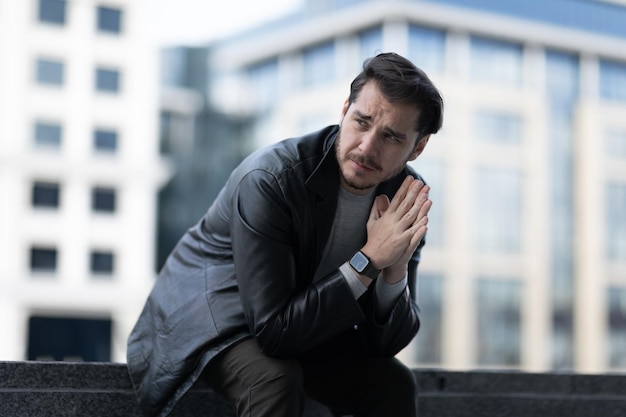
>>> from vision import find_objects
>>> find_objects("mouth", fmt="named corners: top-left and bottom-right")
top-left (350, 159), bottom-right (374, 172)
top-left (348, 154), bottom-right (378, 172)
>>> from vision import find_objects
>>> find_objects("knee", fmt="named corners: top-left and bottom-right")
top-left (377, 359), bottom-right (417, 397)
top-left (253, 356), bottom-right (304, 395)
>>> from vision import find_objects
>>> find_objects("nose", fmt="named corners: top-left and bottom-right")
top-left (358, 131), bottom-right (379, 156)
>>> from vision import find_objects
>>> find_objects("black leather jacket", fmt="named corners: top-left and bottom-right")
top-left (127, 125), bottom-right (424, 416)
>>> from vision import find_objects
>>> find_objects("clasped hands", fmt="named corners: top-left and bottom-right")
top-left (361, 176), bottom-right (431, 284)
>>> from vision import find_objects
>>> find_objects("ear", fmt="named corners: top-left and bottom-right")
top-left (408, 134), bottom-right (430, 161)
top-left (340, 98), bottom-right (350, 124)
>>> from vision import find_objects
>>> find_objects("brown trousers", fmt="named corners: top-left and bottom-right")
top-left (202, 332), bottom-right (418, 417)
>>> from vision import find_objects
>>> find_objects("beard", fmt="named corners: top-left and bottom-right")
top-left (334, 128), bottom-right (408, 192)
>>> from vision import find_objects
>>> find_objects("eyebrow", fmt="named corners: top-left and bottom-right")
top-left (354, 110), bottom-right (408, 141)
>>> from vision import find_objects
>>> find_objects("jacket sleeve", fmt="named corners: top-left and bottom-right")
top-left (230, 169), bottom-right (367, 357)
top-left (356, 256), bottom-right (421, 357)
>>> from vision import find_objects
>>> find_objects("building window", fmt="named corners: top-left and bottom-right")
top-left (36, 58), bottom-right (64, 86)
top-left (302, 42), bottom-right (335, 87)
top-left (38, 0), bottom-right (66, 25)
top-left (92, 187), bottom-right (116, 213)
top-left (607, 182), bottom-right (626, 262)
top-left (34, 121), bottom-right (62, 148)
top-left (30, 247), bottom-right (58, 272)
top-left (90, 251), bottom-right (114, 274)
top-left (470, 36), bottom-right (523, 86)
top-left (475, 167), bottom-right (522, 253)
top-left (359, 27), bottom-right (383, 66)
top-left (95, 67), bottom-right (120, 93)
top-left (608, 287), bottom-right (626, 368)
top-left (474, 110), bottom-right (523, 144)
top-left (600, 59), bottom-right (626, 102)
top-left (606, 127), bottom-right (626, 159)
top-left (408, 25), bottom-right (446, 74)
top-left (546, 49), bottom-right (579, 370)
top-left (476, 278), bottom-right (522, 366)
top-left (27, 316), bottom-right (111, 362)
top-left (94, 128), bottom-right (118, 152)
top-left (415, 272), bottom-right (443, 364)
top-left (247, 58), bottom-right (280, 110)
top-left (97, 6), bottom-right (122, 34)
top-left (32, 182), bottom-right (60, 208)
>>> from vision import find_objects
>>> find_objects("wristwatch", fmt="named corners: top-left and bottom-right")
top-left (349, 250), bottom-right (380, 279)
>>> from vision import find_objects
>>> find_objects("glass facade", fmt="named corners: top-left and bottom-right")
top-left (359, 27), bottom-right (383, 65)
top-left (302, 42), bottom-right (336, 87)
top-left (34, 121), bottom-right (62, 147)
top-left (95, 68), bottom-right (120, 93)
top-left (476, 278), bottom-right (522, 366)
top-left (606, 127), bottom-right (626, 159)
top-left (608, 287), bottom-right (626, 368)
top-left (94, 129), bottom-right (118, 152)
top-left (470, 36), bottom-right (523, 86)
top-left (90, 251), bottom-right (114, 274)
top-left (38, 0), bottom-right (66, 25)
top-left (92, 187), bottom-right (116, 213)
top-left (546, 49), bottom-right (579, 370)
top-left (415, 272), bottom-right (443, 364)
top-left (30, 247), bottom-right (58, 272)
top-left (27, 316), bottom-right (111, 362)
top-left (599, 59), bottom-right (626, 102)
top-left (407, 25), bottom-right (446, 75)
top-left (474, 167), bottom-right (522, 253)
top-left (606, 183), bottom-right (626, 262)
top-left (97, 6), bottom-right (122, 34)
top-left (474, 110), bottom-right (522, 144)
top-left (247, 58), bottom-right (280, 110)
top-left (32, 182), bottom-right (60, 208)
top-left (36, 58), bottom-right (64, 86)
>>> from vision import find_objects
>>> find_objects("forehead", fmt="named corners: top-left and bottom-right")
top-left (350, 82), bottom-right (420, 133)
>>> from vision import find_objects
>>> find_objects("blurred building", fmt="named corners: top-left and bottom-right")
top-left (157, 47), bottom-right (254, 270)
top-left (0, 0), bottom-right (169, 362)
top-left (206, 0), bottom-right (626, 373)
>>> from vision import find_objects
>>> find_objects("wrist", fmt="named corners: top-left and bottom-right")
top-left (349, 250), bottom-right (381, 280)
top-left (382, 264), bottom-right (407, 284)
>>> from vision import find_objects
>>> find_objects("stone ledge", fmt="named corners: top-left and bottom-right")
top-left (1, 361), bottom-right (625, 417)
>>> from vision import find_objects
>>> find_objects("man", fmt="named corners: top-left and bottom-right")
top-left (127, 52), bottom-right (444, 417)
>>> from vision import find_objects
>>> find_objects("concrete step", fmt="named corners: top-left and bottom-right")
top-left (1, 361), bottom-right (625, 417)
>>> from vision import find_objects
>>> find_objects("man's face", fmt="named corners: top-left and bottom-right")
top-left (335, 81), bottom-right (429, 195)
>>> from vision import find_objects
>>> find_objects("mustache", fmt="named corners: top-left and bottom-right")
top-left (346, 152), bottom-right (381, 171)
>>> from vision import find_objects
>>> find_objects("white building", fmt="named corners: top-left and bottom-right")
top-left (0, 0), bottom-right (169, 362)
top-left (208, 0), bottom-right (626, 373)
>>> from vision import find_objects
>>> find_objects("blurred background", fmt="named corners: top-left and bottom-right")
top-left (1, 0), bottom-right (625, 375)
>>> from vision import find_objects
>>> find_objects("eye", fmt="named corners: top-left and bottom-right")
top-left (355, 118), bottom-right (368, 129)
top-left (384, 132), bottom-right (401, 142)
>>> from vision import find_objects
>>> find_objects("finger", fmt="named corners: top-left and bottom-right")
top-left (388, 176), bottom-right (415, 211)
top-left (392, 179), bottom-right (425, 218)
top-left (398, 186), bottom-right (429, 226)
top-left (408, 218), bottom-right (428, 249)
top-left (414, 199), bottom-right (432, 226)
top-left (369, 194), bottom-right (390, 221)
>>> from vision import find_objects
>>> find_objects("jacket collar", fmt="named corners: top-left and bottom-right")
top-left (305, 126), bottom-right (341, 203)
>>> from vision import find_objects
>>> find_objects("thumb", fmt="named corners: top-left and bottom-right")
top-left (369, 194), bottom-right (390, 221)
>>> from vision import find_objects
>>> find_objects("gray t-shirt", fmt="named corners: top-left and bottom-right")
top-left (314, 187), bottom-right (407, 317)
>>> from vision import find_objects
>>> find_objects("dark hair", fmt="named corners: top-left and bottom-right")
top-left (348, 52), bottom-right (444, 140)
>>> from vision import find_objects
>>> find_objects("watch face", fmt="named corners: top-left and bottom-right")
top-left (350, 251), bottom-right (369, 273)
